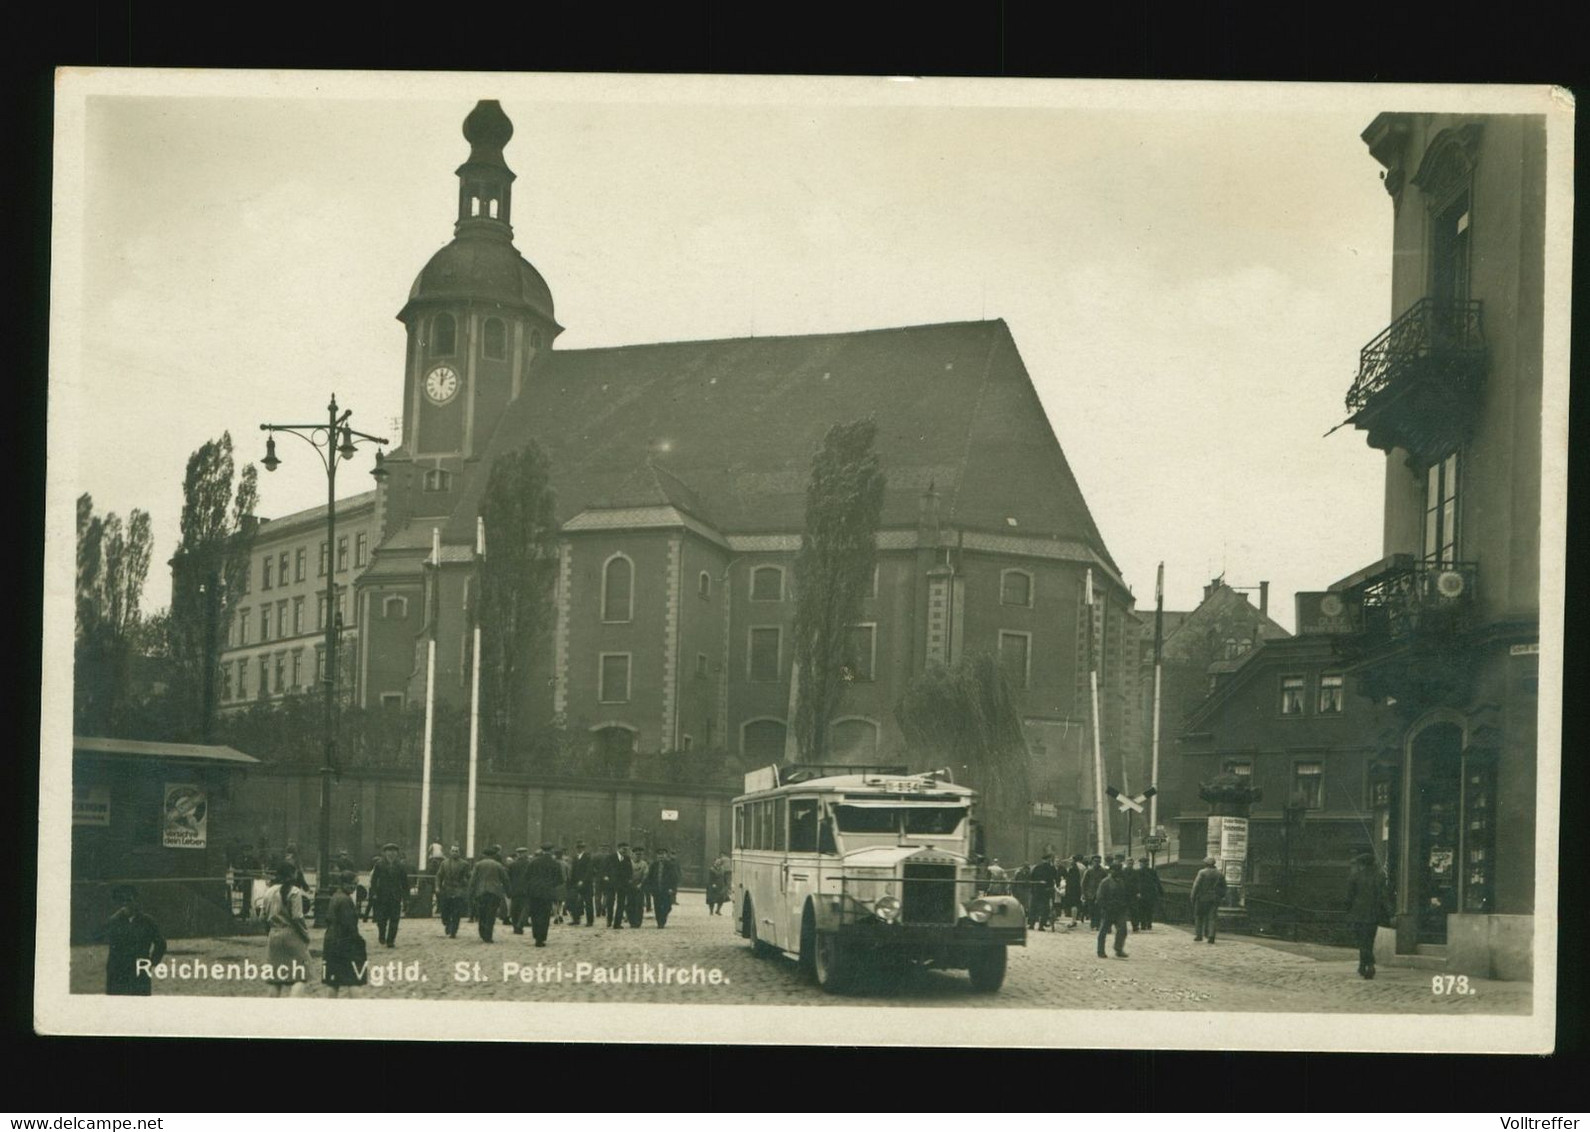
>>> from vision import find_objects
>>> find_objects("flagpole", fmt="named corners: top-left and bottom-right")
top-left (1087, 568), bottom-right (1108, 859)
top-left (466, 516), bottom-right (484, 859)
top-left (1149, 561), bottom-right (1165, 834)
top-left (418, 527), bottom-right (439, 869)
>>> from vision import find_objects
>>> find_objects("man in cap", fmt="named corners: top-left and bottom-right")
top-left (1027, 852), bottom-right (1058, 930)
top-left (1082, 854), bottom-right (1107, 929)
top-left (607, 844), bottom-right (634, 929)
top-left (1095, 859), bottom-right (1132, 959)
top-left (368, 843), bottom-right (408, 948)
top-left (468, 846), bottom-right (511, 943)
top-left (1190, 857), bottom-right (1227, 943)
top-left (507, 846), bottom-right (534, 934)
top-left (652, 848), bottom-right (681, 928)
top-left (567, 840), bottom-right (595, 926)
top-left (1132, 857), bottom-right (1163, 931)
top-left (525, 843), bottom-right (565, 946)
top-left (435, 844), bottom-right (471, 938)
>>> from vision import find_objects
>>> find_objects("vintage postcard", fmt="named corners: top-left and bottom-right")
top-left (37, 70), bottom-right (1569, 1050)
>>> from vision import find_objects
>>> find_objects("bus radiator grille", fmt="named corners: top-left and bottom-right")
top-left (901, 863), bottom-right (958, 924)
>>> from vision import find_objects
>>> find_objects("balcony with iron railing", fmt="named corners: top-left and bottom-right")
top-left (1348, 555), bottom-right (1480, 644)
top-left (1345, 298), bottom-right (1486, 467)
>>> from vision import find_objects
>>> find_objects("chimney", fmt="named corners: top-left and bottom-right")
top-left (1259, 580), bottom-right (1270, 616)
top-left (918, 480), bottom-right (941, 537)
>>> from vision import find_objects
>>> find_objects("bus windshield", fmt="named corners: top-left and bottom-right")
top-left (833, 805), bottom-right (967, 835)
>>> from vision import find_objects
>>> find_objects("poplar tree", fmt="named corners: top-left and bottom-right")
top-left (792, 419), bottom-right (886, 761)
top-left (75, 493), bottom-right (154, 734)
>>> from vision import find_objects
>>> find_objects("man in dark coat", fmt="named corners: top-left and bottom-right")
top-left (1063, 856), bottom-right (1084, 924)
top-left (1122, 859), bottom-right (1143, 929)
top-left (525, 843), bottom-right (566, 946)
top-left (468, 846), bottom-right (511, 943)
top-left (1027, 853), bottom-right (1059, 930)
top-left (652, 848), bottom-right (681, 928)
top-left (368, 843), bottom-right (408, 947)
top-left (1345, 852), bottom-right (1388, 979)
top-left (567, 840), bottom-right (594, 926)
top-left (1095, 861), bottom-right (1131, 959)
top-left (1132, 857), bottom-right (1163, 930)
top-left (98, 885), bottom-right (167, 995)
top-left (594, 844), bottom-right (617, 925)
top-left (434, 844), bottom-right (471, 938)
top-left (1082, 855), bottom-right (1107, 929)
top-left (1190, 857), bottom-right (1227, 943)
top-left (507, 846), bottom-right (534, 935)
top-left (606, 844), bottom-right (634, 929)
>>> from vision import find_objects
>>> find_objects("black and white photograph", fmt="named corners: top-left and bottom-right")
top-left (37, 71), bottom-right (1569, 1050)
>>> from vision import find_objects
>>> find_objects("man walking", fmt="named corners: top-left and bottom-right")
top-left (435, 844), bottom-right (471, 938)
top-left (607, 844), bottom-right (634, 929)
top-left (628, 848), bottom-right (651, 928)
top-left (568, 841), bottom-right (594, 926)
top-left (468, 846), bottom-right (511, 943)
top-left (368, 843), bottom-right (408, 948)
top-left (1095, 860), bottom-right (1131, 959)
top-left (1082, 855), bottom-right (1106, 929)
top-left (652, 848), bottom-right (681, 928)
top-left (1345, 852), bottom-right (1387, 979)
top-left (507, 846), bottom-right (533, 934)
top-left (525, 843), bottom-right (565, 947)
top-left (1190, 857), bottom-right (1227, 944)
top-left (594, 843), bottom-right (617, 925)
top-left (1133, 857), bottom-right (1163, 931)
top-left (1027, 853), bottom-right (1058, 930)
top-left (1063, 855), bottom-right (1084, 925)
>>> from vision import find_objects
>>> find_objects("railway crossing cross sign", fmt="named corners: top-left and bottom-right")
top-left (1106, 785), bottom-right (1157, 814)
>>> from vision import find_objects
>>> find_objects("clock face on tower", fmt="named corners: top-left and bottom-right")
top-left (424, 364), bottom-right (461, 405)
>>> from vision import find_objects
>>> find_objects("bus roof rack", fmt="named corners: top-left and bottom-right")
top-left (780, 764), bottom-right (910, 784)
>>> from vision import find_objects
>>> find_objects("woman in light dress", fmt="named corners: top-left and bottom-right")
top-left (263, 861), bottom-right (313, 997)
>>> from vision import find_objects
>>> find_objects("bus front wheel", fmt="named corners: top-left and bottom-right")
top-left (967, 946), bottom-right (1008, 993)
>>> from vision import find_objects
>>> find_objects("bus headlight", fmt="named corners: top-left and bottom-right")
top-left (874, 896), bottom-right (902, 923)
top-left (967, 899), bottom-right (994, 924)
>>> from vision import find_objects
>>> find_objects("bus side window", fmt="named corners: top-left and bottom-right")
top-left (774, 799), bottom-right (787, 851)
top-left (789, 799), bottom-right (819, 852)
top-left (752, 801), bottom-right (764, 850)
top-left (734, 805), bottom-right (744, 850)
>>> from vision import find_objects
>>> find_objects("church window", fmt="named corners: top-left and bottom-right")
top-left (599, 653), bottom-right (632, 703)
top-left (998, 630), bottom-right (1031, 689)
top-left (741, 719), bottom-right (786, 762)
top-left (530, 329), bottom-right (544, 350)
top-left (433, 313), bottom-right (456, 356)
top-left (423, 469), bottom-right (452, 493)
top-left (698, 571), bottom-right (711, 598)
top-left (483, 318), bottom-right (507, 360)
top-left (1000, 569), bottom-right (1032, 607)
top-left (488, 198), bottom-right (499, 219)
top-left (748, 627), bottom-right (781, 682)
top-left (750, 565), bottom-right (784, 602)
top-left (384, 595), bottom-right (409, 619)
top-left (470, 196), bottom-right (481, 217)
top-left (602, 555), bottom-right (634, 622)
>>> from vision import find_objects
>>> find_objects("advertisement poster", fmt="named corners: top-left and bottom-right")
top-left (71, 785), bottom-right (110, 827)
top-left (161, 783), bottom-right (208, 849)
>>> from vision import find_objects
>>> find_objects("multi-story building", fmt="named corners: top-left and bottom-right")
top-left (323, 100), bottom-right (1144, 860)
top-left (1298, 112), bottom-right (1545, 979)
top-left (216, 492), bottom-right (377, 709)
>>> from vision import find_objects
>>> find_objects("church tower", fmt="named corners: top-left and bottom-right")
top-left (393, 100), bottom-right (561, 510)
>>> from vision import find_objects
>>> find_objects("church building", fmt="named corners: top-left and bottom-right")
top-left (325, 101), bottom-right (1138, 843)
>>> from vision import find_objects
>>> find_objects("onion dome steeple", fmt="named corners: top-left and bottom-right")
top-left (455, 99), bottom-right (517, 237)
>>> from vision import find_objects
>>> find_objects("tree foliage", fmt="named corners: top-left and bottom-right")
top-left (74, 493), bottom-right (154, 734)
top-left (896, 653), bottom-right (1033, 836)
top-left (169, 433), bottom-right (258, 740)
top-left (792, 419), bottom-right (886, 760)
top-left (477, 441), bottom-right (559, 751)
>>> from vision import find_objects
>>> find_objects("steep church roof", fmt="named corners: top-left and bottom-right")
top-left (439, 318), bottom-right (1119, 571)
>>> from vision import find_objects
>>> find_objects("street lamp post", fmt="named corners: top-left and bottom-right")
top-left (260, 395), bottom-right (387, 925)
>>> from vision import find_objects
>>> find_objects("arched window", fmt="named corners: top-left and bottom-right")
top-left (1000, 569), bottom-right (1033, 607)
top-left (602, 554), bottom-right (634, 622)
top-left (482, 318), bottom-right (506, 360)
top-left (742, 718), bottom-right (787, 762)
top-left (830, 717), bottom-right (880, 760)
top-left (592, 724), bottom-right (637, 770)
top-left (488, 198), bottom-right (499, 219)
top-left (698, 571), bottom-right (711, 598)
top-left (432, 313), bottom-right (456, 356)
top-left (750, 565), bottom-right (784, 602)
top-left (383, 595), bottom-right (408, 619)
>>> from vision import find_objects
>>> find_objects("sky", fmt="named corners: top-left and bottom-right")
top-left (57, 73), bottom-right (1429, 632)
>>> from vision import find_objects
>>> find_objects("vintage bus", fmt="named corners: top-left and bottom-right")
top-left (731, 763), bottom-right (1026, 993)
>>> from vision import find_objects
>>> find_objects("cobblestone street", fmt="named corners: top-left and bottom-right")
top-left (70, 895), bottom-right (1531, 1013)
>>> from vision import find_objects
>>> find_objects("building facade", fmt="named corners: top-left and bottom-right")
top-left (1306, 113), bottom-right (1545, 979)
top-left (237, 101), bottom-right (1142, 866)
top-left (216, 492), bottom-right (377, 710)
